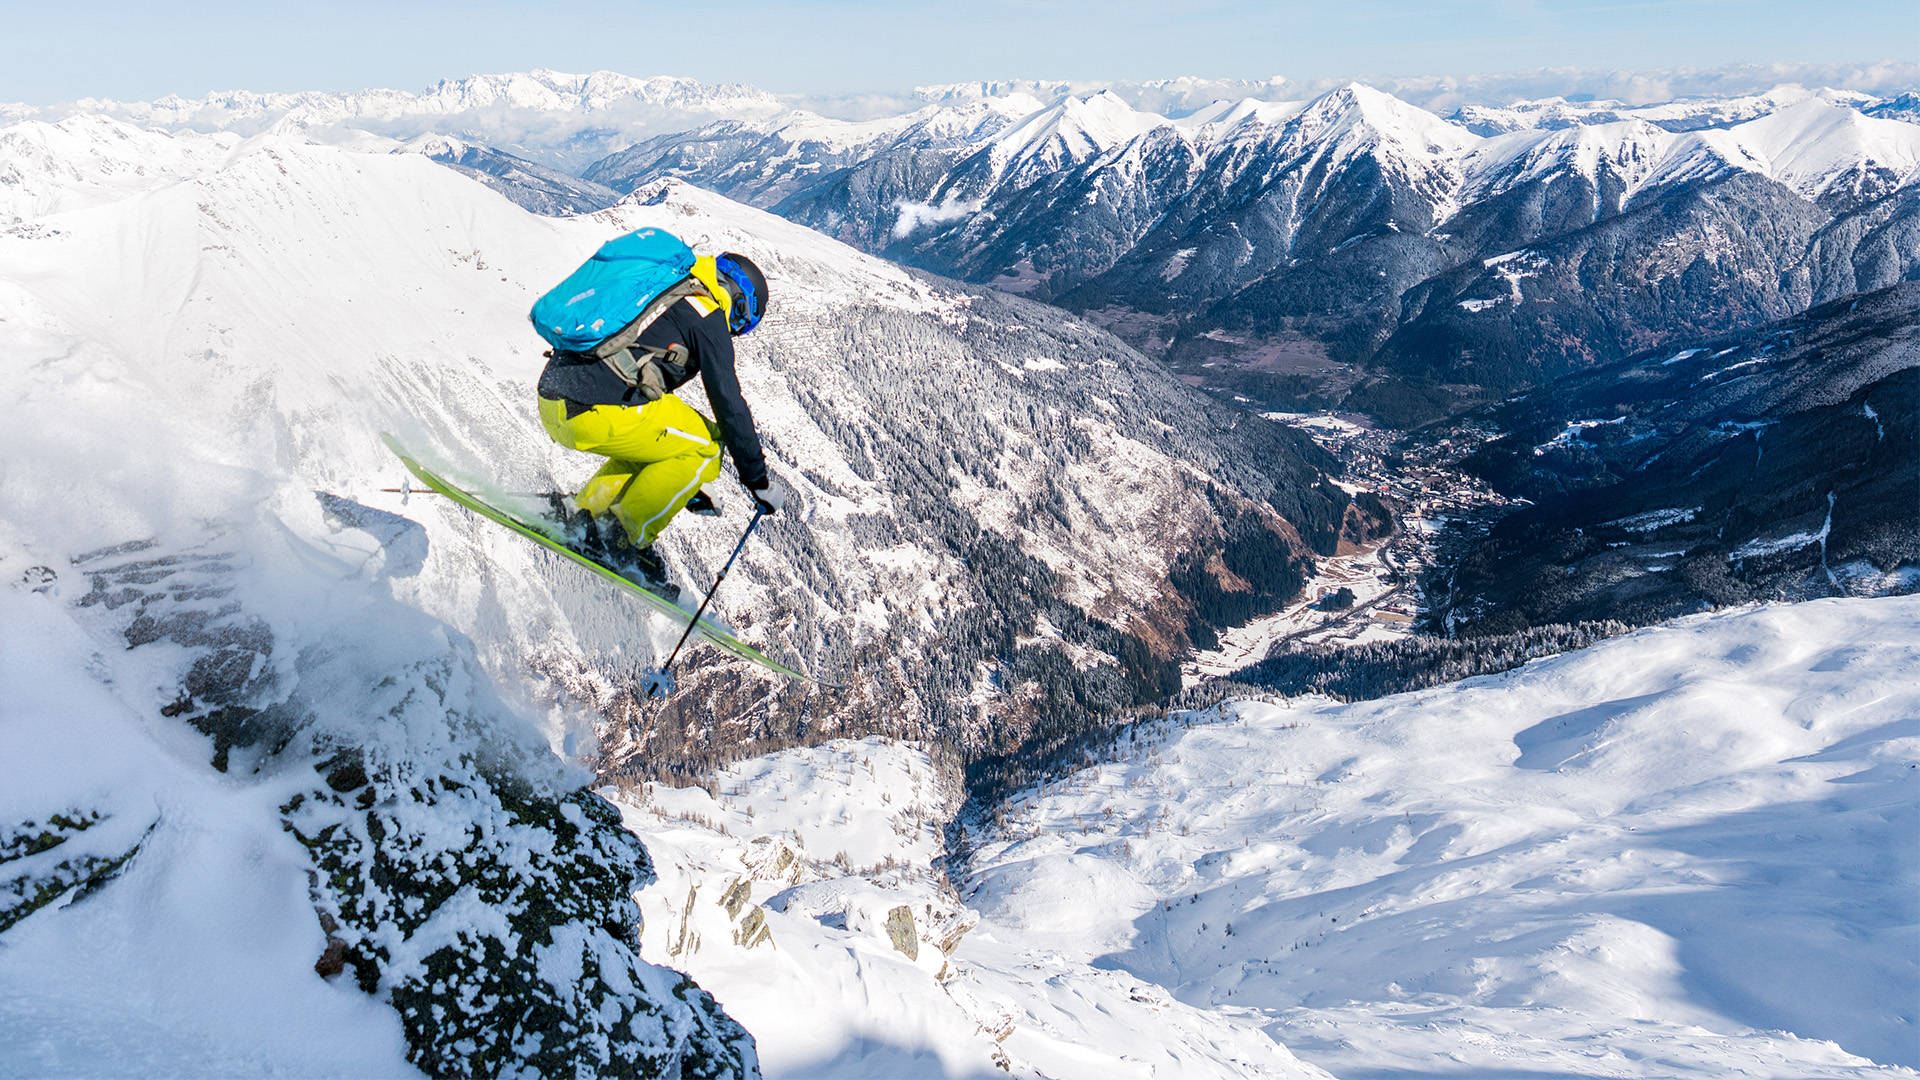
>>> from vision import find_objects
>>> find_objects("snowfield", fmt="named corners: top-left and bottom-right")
top-left (618, 597), bottom-right (1919, 1077)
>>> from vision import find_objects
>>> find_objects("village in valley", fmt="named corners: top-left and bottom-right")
top-left (1186, 409), bottom-right (1523, 682)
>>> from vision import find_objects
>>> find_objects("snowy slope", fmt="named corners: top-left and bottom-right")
top-left (1458, 97), bottom-right (1920, 208)
top-left (0, 135), bottom-right (780, 1073)
top-left (964, 596), bottom-right (1919, 1076)
top-left (598, 597), bottom-right (1918, 1076)
top-left (0, 567), bottom-right (418, 1077)
top-left (611, 738), bottom-right (1330, 1078)
top-left (1680, 97), bottom-right (1920, 202)
top-left (0, 125), bottom-right (1350, 763)
top-left (0, 115), bottom-right (240, 224)
top-left (1461, 119), bottom-right (1673, 206)
top-left (967, 92), bottom-right (1171, 187)
top-left (0, 130), bottom-right (1348, 1073)
top-left (0, 493), bottom-right (756, 1075)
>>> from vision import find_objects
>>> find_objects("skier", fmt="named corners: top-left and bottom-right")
top-left (535, 245), bottom-right (782, 600)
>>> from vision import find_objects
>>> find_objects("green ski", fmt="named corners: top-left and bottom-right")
top-left (381, 432), bottom-right (811, 683)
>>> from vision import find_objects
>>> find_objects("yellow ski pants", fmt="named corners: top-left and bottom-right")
top-left (538, 394), bottom-right (723, 549)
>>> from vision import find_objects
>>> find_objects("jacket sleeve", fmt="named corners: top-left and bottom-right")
top-left (693, 311), bottom-right (770, 489)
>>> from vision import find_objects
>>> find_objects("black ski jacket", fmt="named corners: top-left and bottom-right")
top-left (536, 298), bottom-right (769, 489)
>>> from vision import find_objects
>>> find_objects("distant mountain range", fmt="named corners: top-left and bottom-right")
top-left (8, 70), bottom-right (1916, 426)
top-left (3, 70), bottom-right (786, 169)
top-left (586, 82), bottom-right (1920, 424)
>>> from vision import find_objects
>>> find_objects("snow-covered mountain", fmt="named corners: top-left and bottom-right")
top-left (583, 80), bottom-right (1920, 422)
top-left (0, 121), bottom-right (1371, 1070)
top-left (0, 117), bottom-right (1362, 746)
top-left (2, 78), bottom-right (1915, 1078)
top-left (1450, 83), bottom-right (1885, 136)
top-left (14, 72), bottom-right (1917, 424)
top-left (582, 96), bottom-right (1045, 211)
top-left (0, 115), bottom-right (242, 224)
top-left (24, 70), bottom-right (786, 170)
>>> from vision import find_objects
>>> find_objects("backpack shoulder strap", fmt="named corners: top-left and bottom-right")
top-left (590, 275), bottom-right (713, 361)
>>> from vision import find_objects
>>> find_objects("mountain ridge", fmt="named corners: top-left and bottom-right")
top-left (576, 79), bottom-right (1918, 423)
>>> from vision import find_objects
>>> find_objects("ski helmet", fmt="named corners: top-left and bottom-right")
top-left (714, 252), bottom-right (768, 336)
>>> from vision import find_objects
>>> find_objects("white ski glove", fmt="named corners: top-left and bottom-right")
top-left (749, 476), bottom-right (786, 516)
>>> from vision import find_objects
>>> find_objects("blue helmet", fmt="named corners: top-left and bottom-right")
top-left (714, 253), bottom-right (767, 336)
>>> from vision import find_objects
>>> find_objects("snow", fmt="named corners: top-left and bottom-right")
top-left (1185, 540), bottom-right (1408, 680)
top-left (1451, 92), bottom-right (1919, 213)
top-left (1603, 506), bottom-right (1703, 533)
top-left (1534, 416), bottom-right (1627, 455)
top-left (1699, 97), bottom-right (1920, 198)
top-left (990, 91), bottom-right (1170, 167)
top-left (1174, 97), bottom-right (1313, 140)
top-left (1465, 118), bottom-right (1670, 201)
top-left (0, 115), bottom-right (242, 224)
top-left (0, 548), bottom-right (419, 1077)
top-left (610, 598), bottom-right (1919, 1077)
top-left (1205, 84), bottom-right (1474, 212)
top-left (612, 738), bottom-right (1327, 1079)
top-left (1733, 531), bottom-right (1823, 558)
top-left (968, 597), bottom-right (1919, 1077)
top-left (4, 78), bottom-right (1916, 1078)
top-left (1632, 97), bottom-right (1920, 202)
top-left (1452, 84), bottom-right (1884, 138)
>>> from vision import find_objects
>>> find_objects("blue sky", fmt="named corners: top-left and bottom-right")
top-left (0, 0), bottom-right (1914, 104)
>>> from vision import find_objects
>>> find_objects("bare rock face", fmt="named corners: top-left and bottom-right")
top-left (884, 904), bottom-right (919, 960)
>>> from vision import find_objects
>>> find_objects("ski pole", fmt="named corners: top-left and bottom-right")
top-left (643, 506), bottom-right (766, 698)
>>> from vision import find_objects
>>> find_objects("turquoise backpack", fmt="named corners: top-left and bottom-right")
top-left (529, 228), bottom-right (710, 393)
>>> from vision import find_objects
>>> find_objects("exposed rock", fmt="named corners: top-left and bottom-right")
top-left (62, 540), bottom-right (760, 1080)
top-left (1, 810), bottom-right (150, 934)
top-left (885, 904), bottom-right (919, 960)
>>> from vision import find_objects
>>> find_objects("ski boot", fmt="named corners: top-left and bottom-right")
top-left (545, 496), bottom-right (682, 603)
top-left (582, 517), bottom-right (681, 603)
top-left (616, 544), bottom-right (682, 604)
top-left (685, 489), bottom-right (720, 517)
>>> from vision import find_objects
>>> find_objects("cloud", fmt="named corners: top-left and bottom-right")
top-left (777, 61), bottom-right (1920, 121)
